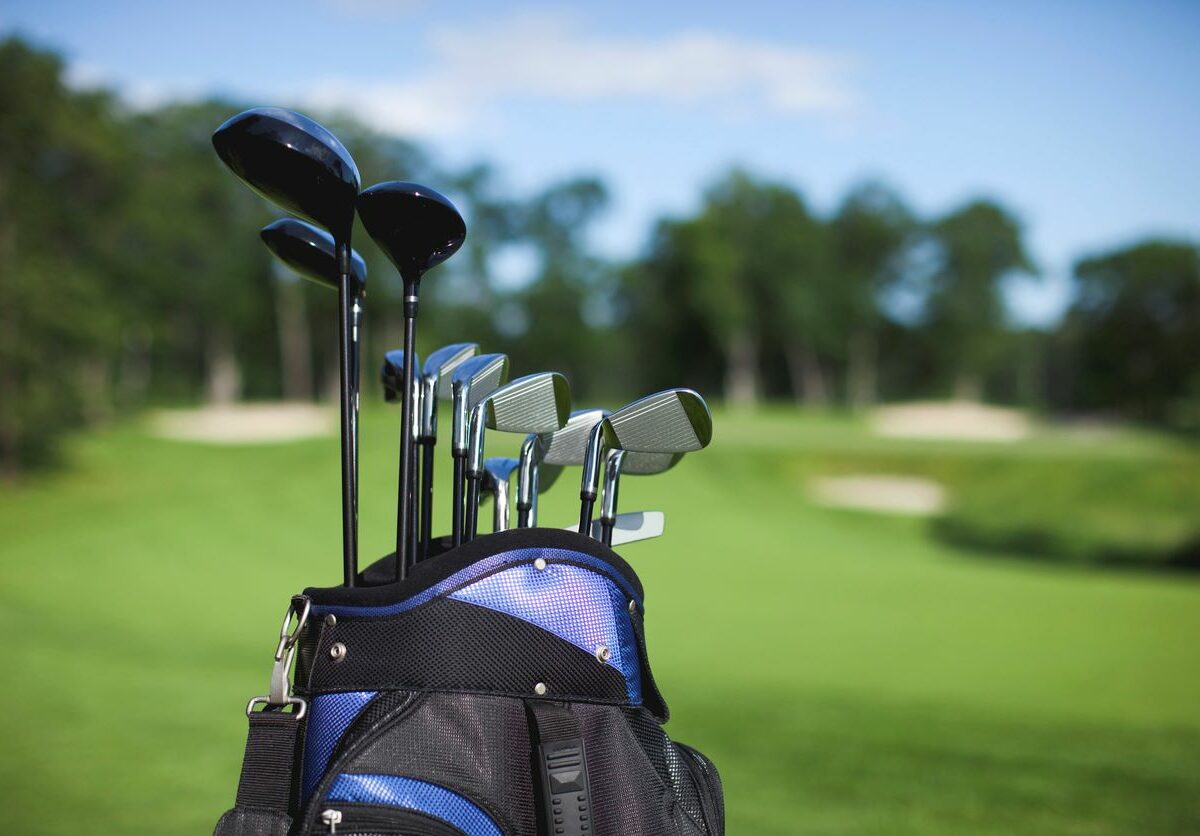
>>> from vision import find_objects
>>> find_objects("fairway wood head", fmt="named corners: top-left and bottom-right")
top-left (261, 218), bottom-right (367, 294)
top-left (468, 373), bottom-right (571, 475)
top-left (213, 108), bottom-right (360, 239)
top-left (356, 182), bottom-right (466, 281)
top-left (381, 349), bottom-right (420, 402)
top-left (450, 353), bottom-right (510, 453)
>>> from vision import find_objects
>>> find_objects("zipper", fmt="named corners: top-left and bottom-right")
top-left (318, 804), bottom-right (464, 835)
top-left (320, 809), bottom-right (342, 833)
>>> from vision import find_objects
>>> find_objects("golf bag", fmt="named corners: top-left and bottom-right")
top-left (213, 527), bottom-right (725, 835)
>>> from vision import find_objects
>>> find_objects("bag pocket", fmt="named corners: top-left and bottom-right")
top-left (315, 775), bottom-right (504, 836)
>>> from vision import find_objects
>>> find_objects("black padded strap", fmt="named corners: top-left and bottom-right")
top-left (526, 700), bottom-right (593, 836)
top-left (212, 709), bottom-right (302, 836)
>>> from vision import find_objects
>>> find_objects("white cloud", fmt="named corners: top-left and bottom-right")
top-left (303, 12), bottom-right (858, 138)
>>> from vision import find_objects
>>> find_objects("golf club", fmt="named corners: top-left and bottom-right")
top-left (418, 343), bottom-right (480, 560)
top-left (260, 218), bottom-right (368, 453)
top-left (516, 408), bottom-right (608, 528)
top-left (381, 349), bottom-right (422, 566)
top-left (599, 450), bottom-right (683, 546)
top-left (213, 107), bottom-right (362, 586)
top-left (480, 457), bottom-right (520, 532)
top-left (577, 389), bottom-right (712, 535)
top-left (449, 354), bottom-right (510, 546)
top-left (463, 372), bottom-right (571, 542)
top-left (357, 182), bottom-right (466, 579)
top-left (563, 510), bottom-right (666, 546)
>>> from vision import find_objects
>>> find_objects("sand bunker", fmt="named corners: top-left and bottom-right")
top-left (872, 401), bottom-right (1032, 442)
top-left (809, 474), bottom-right (947, 516)
top-left (151, 403), bottom-right (334, 444)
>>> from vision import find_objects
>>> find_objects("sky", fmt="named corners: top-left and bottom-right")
top-left (3, 0), bottom-right (1198, 325)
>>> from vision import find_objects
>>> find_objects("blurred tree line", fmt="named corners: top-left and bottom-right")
top-left (1, 36), bottom-right (1197, 477)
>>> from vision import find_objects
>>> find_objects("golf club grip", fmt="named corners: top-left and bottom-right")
top-left (578, 496), bottom-right (595, 535)
top-left (451, 454), bottom-right (465, 547)
top-left (420, 440), bottom-right (435, 561)
top-left (336, 250), bottom-right (357, 586)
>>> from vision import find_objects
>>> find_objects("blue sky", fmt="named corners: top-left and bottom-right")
top-left (3, 0), bottom-right (1197, 324)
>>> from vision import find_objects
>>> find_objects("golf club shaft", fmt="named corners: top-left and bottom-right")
top-left (395, 280), bottom-right (419, 580)
top-left (336, 243), bottom-right (358, 587)
top-left (451, 453), bottom-right (466, 547)
top-left (408, 432), bottom-right (419, 567)
top-left (578, 496), bottom-right (595, 535)
top-left (464, 475), bottom-right (481, 542)
top-left (420, 439), bottom-right (435, 560)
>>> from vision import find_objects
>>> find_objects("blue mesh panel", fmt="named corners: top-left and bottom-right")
top-left (449, 563), bottom-right (642, 703)
top-left (310, 546), bottom-right (641, 620)
top-left (302, 691), bottom-right (376, 801)
top-left (327, 773), bottom-right (502, 836)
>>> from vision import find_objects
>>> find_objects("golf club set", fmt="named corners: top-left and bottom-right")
top-left (211, 108), bottom-right (724, 836)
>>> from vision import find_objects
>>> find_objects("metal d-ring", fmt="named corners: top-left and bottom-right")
top-left (246, 694), bottom-right (308, 720)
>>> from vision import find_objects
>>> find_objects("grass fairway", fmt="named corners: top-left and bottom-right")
top-left (0, 407), bottom-right (1197, 834)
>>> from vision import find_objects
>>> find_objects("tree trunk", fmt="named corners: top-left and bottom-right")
top-left (953, 372), bottom-right (982, 401)
top-left (724, 330), bottom-right (759, 409)
top-left (847, 328), bottom-right (877, 410)
top-left (784, 341), bottom-right (828, 406)
top-left (116, 325), bottom-right (152, 411)
top-left (204, 326), bottom-right (242, 405)
top-left (275, 277), bottom-right (313, 401)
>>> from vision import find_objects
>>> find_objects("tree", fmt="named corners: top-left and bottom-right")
top-left (1062, 240), bottom-right (1200, 427)
top-left (829, 182), bottom-right (914, 408)
top-left (922, 200), bottom-right (1035, 399)
top-left (0, 38), bottom-right (134, 476)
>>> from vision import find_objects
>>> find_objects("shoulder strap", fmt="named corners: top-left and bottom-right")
top-left (213, 708), bottom-right (303, 836)
top-left (526, 700), bottom-right (593, 836)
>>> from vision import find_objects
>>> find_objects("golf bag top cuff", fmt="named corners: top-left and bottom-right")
top-left (305, 527), bottom-right (644, 607)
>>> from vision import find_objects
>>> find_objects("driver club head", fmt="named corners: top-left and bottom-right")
top-left (356, 182), bottom-right (466, 282)
top-left (213, 107), bottom-right (360, 239)
top-left (261, 218), bottom-right (367, 295)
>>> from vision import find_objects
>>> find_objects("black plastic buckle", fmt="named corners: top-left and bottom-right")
top-left (538, 737), bottom-right (593, 835)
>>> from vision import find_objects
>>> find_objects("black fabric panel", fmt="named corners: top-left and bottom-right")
top-left (297, 598), bottom-right (630, 705)
top-left (305, 527), bottom-right (644, 608)
top-left (317, 692), bottom-right (534, 836)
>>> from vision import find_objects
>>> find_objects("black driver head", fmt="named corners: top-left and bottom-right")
top-left (356, 182), bottom-right (466, 281)
top-left (213, 107), bottom-right (360, 239)
top-left (261, 219), bottom-right (367, 294)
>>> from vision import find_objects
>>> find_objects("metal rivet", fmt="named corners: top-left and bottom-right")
top-left (628, 600), bottom-right (638, 616)
top-left (534, 558), bottom-right (547, 571)
top-left (329, 642), bottom-right (347, 662)
top-left (595, 645), bottom-right (611, 663)
top-left (534, 682), bottom-right (548, 696)
top-left (324, 614), bottom-right (337, 627)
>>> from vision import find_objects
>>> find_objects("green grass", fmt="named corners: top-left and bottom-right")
top-left (1, 406), bottom-right (1198, 834)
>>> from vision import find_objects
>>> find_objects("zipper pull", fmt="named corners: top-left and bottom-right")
top-left (320, 809), bottom-right (343, 833)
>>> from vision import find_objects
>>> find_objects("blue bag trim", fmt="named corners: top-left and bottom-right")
top-left (449, 562), bottom-right (642, 703)
top-left (301, 691), bottom-right (376, 801)
top-left (326, 773), bottom-right (502, 836)
top-left (309, 546), bottom-right (641, 619)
